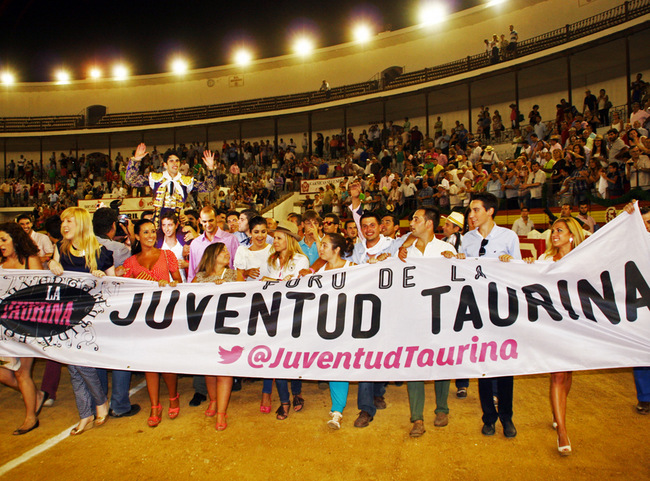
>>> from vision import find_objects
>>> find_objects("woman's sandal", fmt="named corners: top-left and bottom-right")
top-left (557, 437), bottom-right (572, 456)
top-left (148, 405), bottom-right (162, 428)
top-left (168, 393), bottom-right (180, 419)
top-left (205, 400), bottom-right (217, 417)
top-left (216, 412), bottom-right (228, 431)
top-left (292, 395), bottom-right (305, 412)
top-left (276, 402), bottom-right (291, 420)
top-left (70, 418), bottom-right (93, 436)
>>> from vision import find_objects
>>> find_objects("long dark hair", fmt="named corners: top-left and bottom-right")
top-left (0, 222), bottom-right (39, 263)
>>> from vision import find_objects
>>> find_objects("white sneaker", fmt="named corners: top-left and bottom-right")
top-left (327, 411), bottom-right (342, 430)
top-left (43, 398), bottom-right (55, 407)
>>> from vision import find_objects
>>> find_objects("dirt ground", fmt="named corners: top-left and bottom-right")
top-left (0, 362), bottom-right (648, 481)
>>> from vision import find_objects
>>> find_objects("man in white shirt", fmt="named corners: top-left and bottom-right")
top-left (399, 177), bottom-right (418, 211)
top-left (626, 145), bottom-right (650, 190)
top-left (481, 146), bottom-right (500, 165)
top-left (630, 102), bottom-right (650, 126)
top-left (403, 208), bottom-right (457, 437)
top-left (511, 207), bottom-right (535, 236)
top-left (469, 141), bottom-right (483, 164)
top-left (17, 214), bottom-right (53, 265)
top-left (525, 162), bottom-right (546, 208)
top-left (159, 211), bottom-right (189, 282)
top-left (458, 193), bottom-right (520, 439)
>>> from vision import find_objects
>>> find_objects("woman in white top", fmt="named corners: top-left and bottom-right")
top-left (234, 216), bottom-right (271, 281)
top-left (260, 220), bottom-right (309, 420)
top-left (263, 221), bottom-right (310, 281)
top-left (317, 233), bottom-right (356, 430)
top-left (527, 216), bottom-right (585, 456)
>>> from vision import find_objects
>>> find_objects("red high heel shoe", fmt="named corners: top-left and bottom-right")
top-left (260, 394), bottom-right (272, 414)
top-left (216, 412), bottom-right (228, 431)
top-left (168, 393), bottom-right (180, 419)
top-left (148, 405), bottom-right (162, 428)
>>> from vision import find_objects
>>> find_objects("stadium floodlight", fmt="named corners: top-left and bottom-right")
top-left (234, 49), bottom-right (252, 67)
top-left (293, 37), bottom-right (314, 57)
top-left (89, 67), bottom-right (102, 79)
top-left (418, 2), bottom-right (448, 26)
top-left (486, 0), bottom-right (507, 6)
top-left (353, 23), bottom-right (373, 44)
top-left (1, 71), bottom-right (15, 85)
top-left (171, 58), bottom-right (188, 75)
top-left (113, 64), bottom-right (129, 80)
top-left (55, 69), bottom-right (71, 84)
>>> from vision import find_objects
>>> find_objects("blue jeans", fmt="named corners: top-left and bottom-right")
top-left (455, 379), bottom-right (469, 389)
top-left (97, 369), bottom-right (133, 415)
top-left (263, 379), bottom-right (302, 404)
top-left (357, 382), bottom-right (385, 417)
top-left (634, 367), bottom-right (650, 402)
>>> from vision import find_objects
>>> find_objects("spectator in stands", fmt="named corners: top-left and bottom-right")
top-left (525, 162), bottom-right (546, 208)
top-left (576, 201), bottom-right (596, 233)
top-left (511, 207), bottom-right (535, 235)
top-left (601, 162), bottom-right (623, 199)
top-left (626, 145), bottom-right (650, 190)
top-left (507, 25), bottom-right (518, 56)
top-left (630, 102), bottom-right (649, 127)
top-left (319, 80), bottom-right (331, 99)
top-left (630, 73), bottom-right (648, 105)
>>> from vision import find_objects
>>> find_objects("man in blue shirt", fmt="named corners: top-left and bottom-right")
top-left (459, 193), bottom-right (521, 438)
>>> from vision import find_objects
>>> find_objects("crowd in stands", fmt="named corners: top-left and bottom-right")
top-left (484, 24), bottom-right (519, 65)
top-left (1, 79), bottom-right (649, 237)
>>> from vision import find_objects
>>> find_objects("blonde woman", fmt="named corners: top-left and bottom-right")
top-left (527, 217), bottom-right (584, 455)
top-left (261, 220), bottom-right (309, 419)
top-left (49, 207), bottom-right (114, 436)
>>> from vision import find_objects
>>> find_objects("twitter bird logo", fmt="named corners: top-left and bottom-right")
top-left (218, 346), bottom-right (244, 364)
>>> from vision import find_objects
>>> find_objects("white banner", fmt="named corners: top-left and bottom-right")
top-left (1, 208), bottom-right (649, 381)
top-left (300, 177), bottom-right (344, 194)
top-left (78, 197), bottom-right (154, 217)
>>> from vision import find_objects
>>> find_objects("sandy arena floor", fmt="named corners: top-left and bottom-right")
top-left (0, 362), bottom-right (648, 480)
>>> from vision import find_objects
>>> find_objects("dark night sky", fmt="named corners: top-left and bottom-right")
top-left (0, 0), bottom-right (480, 82)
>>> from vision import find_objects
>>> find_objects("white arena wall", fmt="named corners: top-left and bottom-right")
top-left (0, 0), bottom-right (647, 165)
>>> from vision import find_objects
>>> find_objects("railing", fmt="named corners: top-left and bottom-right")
top-left (0, 0), bottom-right (648, 133)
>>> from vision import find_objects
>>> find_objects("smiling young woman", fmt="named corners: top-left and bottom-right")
top-left (49, 207), bottom-right (114, 436)
top-left (122, 219), bottom-right (182, 428)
